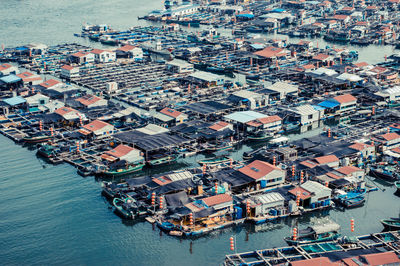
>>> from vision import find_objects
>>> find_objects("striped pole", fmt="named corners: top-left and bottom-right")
top-left (273, 156), bottom-right (276, 166)
top-left (151, 192), bottom-right (156, 206)
top-left (296, 191), bottom-right (300, 206)
top-left (293, 228), bottom-right (297, 241)
top-left (351, 219), bottom-right (355, 232)
top-left (325, 181), bottom-right (329, 187)
top-left (76, 141), bottom-right (80, 153)
top-left (215, 182), bottom-right (218, 195)
top-left (202, 164), bottom-right (206, 176)
top-left (39, 120), bottom-right (43, 131)
top-left (292, 165), bottom-right (295, 177)
top-left (230, 236), bottom-right (234, 251)
top-left (189, 213), bottom-right (194, 227)
top-left (300, 171), bottom-right (304, 183)
top-left (328, 128), bottom-right (331, 138)
top-left (246, 200), bottom-right (250, 216)
top-left (50, 127), bottom-right (54, 137)
top-left (230, 158), bottom-right (233, 167)
top-left (79, 114), bottom-right (83, 127)
top-left (372, 106), bottom-right (375, 115)
top-left (159, 197), bottom-right (163, 209)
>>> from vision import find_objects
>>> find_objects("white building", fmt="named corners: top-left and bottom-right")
top-left (79, 119), bottom-right (115, 139)
top-left (292, 104), bottom-right (324, 125)
top-left (101, 144), bottom-right (143, 163)
top-left (0, 63), bottom-right (19, 76)
top-left (301, 181), bottom-right (332, 204)
top-left (91, 49), bottom-right (116, 63)
top-left (167, 60), bottom-right (194, 73)
top-left (238, 160), bottom-right (285, 189)
top-left (75, 94), bottom-right (108, 109)
top-left (250, 192), bottom-right (286, 216)
top-left (60, 65), bottom-right (80, 79)
top-left (116, 45), bottom-right (143, 60)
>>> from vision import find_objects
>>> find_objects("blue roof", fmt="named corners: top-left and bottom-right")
top-left (236, 14), bottom-right (255, 18)
top-left (3, 96), bottom-right (26, 106)
top-left (271, 8), bottom-right (286, 13)
top-left (318, 100), bottom-right (339, 109)
top-left (0, 74), bottom-right (22, 84)
top-left (250, 43), bottom-right (265, 50)
top-left (313, 105), bottom-right (325, 111)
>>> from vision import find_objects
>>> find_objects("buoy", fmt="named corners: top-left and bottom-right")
top-left (293, 228), bottom-right (297, 241)
top-left (300, 171), bottom-right (304, 183)
top-left (292, 165), bottom-right (295, 177)
top-left (296, 191), bottom-right (300, 206)
top-left (351, 219), bottom-right (354, 232)
top-left (189, 213), bottom-right (193, 227)
top-left (230, 158), bottom-right (233, 167)
top-left (230, 236), bottom-right (234, 251)
top-left (372, 106), bottom-right (375, 115)
top-left (159, 197), bottom-right (163, 209)
top-left (76, 141), bottom-right (80, 153)
top-left (328, 128), bottom-right (331, 138)
top-left (273, 156), bottom-right (276, 166)
top-left (215, 182), bottom-right (218, 194)
top-left (202, 164), bottom-right (206, 176)
top-left (246, 200), bottom-right (250, 215)
top-left (50, 127), bottom-right (54, 137)
top-left (39, 120), bottom-right (43, 131)
top-left (151, 192), bottom-right (156, 206)
top-left (325, 181), bottom-right (329, 187)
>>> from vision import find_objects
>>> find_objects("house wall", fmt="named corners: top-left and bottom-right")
top-left (93, 124), bottom-right (115, 138)
top-left (259, 169), bottom-right (285, 187)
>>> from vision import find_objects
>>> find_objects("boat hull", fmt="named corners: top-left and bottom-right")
top-left (102, 164), bottom-right (144, 177)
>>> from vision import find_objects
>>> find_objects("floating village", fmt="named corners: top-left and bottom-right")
top-left (2, 0), bottom-right (400, 264)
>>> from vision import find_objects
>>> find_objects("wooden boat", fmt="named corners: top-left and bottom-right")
top-left (204, 142), bottom-right (233, 153)
top-left (369, 165), bottom-right (399, 182)
top-left (197, 155), bottom-right (231, 166)
top-left (157, 221), bottom-right (176, 232)
top-left (284, 222), bottom-right (341, 246)
top-left (381, 218), bottom-right (400, 230)
top-left (36, 144), bottom-right (57, 158)
top-left (395, 181), bottom-right (400, 193)
top-left (113, 198), bottom-right (137, 219)
top-left (101, 161), bottom-right (145, 177)
top-left (22, 133), bottom-right (52, 144)
top-left (148, 154), bottom-right (179, 166)
top-left (340, 196), bottom-right (365, 208)
top-left (247, 131), bottom-right (273, 141)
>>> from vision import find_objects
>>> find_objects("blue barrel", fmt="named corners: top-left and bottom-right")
top-left (234, 206), bottom-right (243, 220)
top-left (311, 203), bottom-right (315, 209)
top-left (326, 199), bottom-right (330, 206)
top-left (260, 180), bottom-right (267, 188)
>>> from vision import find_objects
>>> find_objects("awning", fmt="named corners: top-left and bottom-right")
top-left (318, 100), bottom-right (339, 109)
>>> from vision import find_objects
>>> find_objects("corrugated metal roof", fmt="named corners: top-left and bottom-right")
top-left (2, 96), bottom-right (26, 106)
top-left (136, 124), bottom-right (169, 135)
top-left (224, 110), bottom-right (267, 123)
top-left (384, 86), bottom-right (400, 95)
top-left (295, 104), bottom-right (318, 115)
top-left (301, 180), bottom-right (331, 193)
top-left (0, 74), bottom-right (22, 84)
top-left (255, 192), bottom-right (285, 204)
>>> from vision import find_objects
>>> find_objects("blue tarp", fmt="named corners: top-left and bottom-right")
top-left (318, 100), bottom-right (339, 109)
top-left (271, 8), bottom-right (286, 13)
top-left (3, 96), bottom-right (26, 106)
top-left (236, 14), bottom-right (255, 19)
top-left (0, 74), bottom-right (22, 84)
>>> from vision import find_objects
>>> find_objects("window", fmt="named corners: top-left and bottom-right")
top-left (308, 114), bottom-right (313, 119)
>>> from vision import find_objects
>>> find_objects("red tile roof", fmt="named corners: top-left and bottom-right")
top-left (391, 147), bottom-right (400, 154)
top-left (288, 187), bottom-right (312, 200)
top-left (91, 49), bottom-right (105, 54)
top-left (361, 251), bottom-right (400, 265)
top-left (209, 121), bottom-right (230, 131)
top-left (334, 94), bottom-right (357, 104)
top-left (354, 62), bottom-right (369, 68)
top-left (55, 106), bottom-right (76, 116)
top-left (315, 155), bottom-right (339, 164)
top-left (313, 53), bottom-right (330, 61)
top-left (246, 115), bottom-right (282, 127)
top-left (83, 120), bottom-right (111, 132)
top-left (16, 72), bottom-right (42, 82)
top-left (238, 160), bottom-right (282, 180)
top-left (0, 63), bottom-right (12, 71)
top-left (300, 160), bottom-right (318, 168)
top-left (202, 193), bottom-right (233, 207)
top-left (160, 107), bottom-right (182, 118)
top-left (71, 51), bottom-right (90, 58)
top-left (379, 132), bottom-right (400, 141)
top-left (336, 166), bottom-right (362, 175)
top-left (76, 94), bottom-right (102, 106)
top-left (303, 64), bottom-right (315, 70)
top-left (390, 123), bottom-right (400, 130)
top-left (326, 172), bottom-right (344, 179)
top-left (105, 144), bottom-right (135, 158)
top-left (39, 79), bottom-right (60, 88)
top-left (152, 175), bottom-right (172, 186)
top-left (61, 65), bottom-right (75, 71)
top-left (290, 257), bottom-right (338, 266)
top-left (117, 44), bottom-right (136, 52)
top-left (349, 142), bottom-right (373, 151)
top-left (333, 14), bottom-right (349, 20)
top-left (254, 46), bottom-right (286, 58)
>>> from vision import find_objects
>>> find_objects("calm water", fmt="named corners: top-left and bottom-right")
top-left (1, 1), bottom-right (400, 265)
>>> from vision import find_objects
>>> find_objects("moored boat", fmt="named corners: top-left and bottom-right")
top-left (22, 132), bottom-right (52, 144)
top-left (284, 221), bottom-right (341, 246)
top-left (369, 165), bottom-right (399, 182)
top-left (340, 196), bottom-right (365, 208)
top-left (113, 198), bottom-right (138, 219)
top-left (381, 218), bottom-right (400, 231)
top-left (100, 160), bottom-right (145, 177)
top-left (197, 155), bottom-right (232, 166)
top-left (148, 154), bottom-right (179, 166)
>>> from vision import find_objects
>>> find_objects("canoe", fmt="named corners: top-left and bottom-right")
top-left (381, 219), bottom-right (400, 230)
top-left (340, 196), bottom-right (365, 208)
top-left (204, 143), bottom-right (233, 153)
top-left (102, 163), bottom-right (145, 177)
top-left (148, 154), bottom-right (179, 166)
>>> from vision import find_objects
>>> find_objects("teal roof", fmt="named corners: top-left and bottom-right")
top-left (3, 96), bottom-right (26, 106)
top-left (0, 74), bottom-right (22, 84)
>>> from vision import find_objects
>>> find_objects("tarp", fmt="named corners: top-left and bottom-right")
top-left (211, 169), bottom-right (254, 187)
top-left (318, 100), bottom-right (340, 109)
top-left (165, 191), bottom-right (190, 208)
top-left (152, 179), bottom-right (196, 194)
top-left (126, 176), bottom-right (152, 187)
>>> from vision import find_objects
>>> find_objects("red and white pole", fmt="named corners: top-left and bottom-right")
top-left (159, 197), bottom-right (163, 210)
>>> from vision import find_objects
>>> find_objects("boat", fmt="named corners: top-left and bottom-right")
top-left (22, 132), bottom-right (52, 144)
top-left (101, 160), bottom-right (145, 177)
top-left (369, 165), bottom-right (400, 182)
top-left (247, 131), bottom-right (273, 141)
top-left (395, 181), bottom-right (400, 193)
top-left (148, 154), bottom-right (179, 166)
top-left (113, 198), bottom-right (138, 219)
top-left (284, 221), bottom-right (341, 246)
top-left (197, 155), bottom-right (232, 166)
top-left (36, 143), bottom-right (57, 158)
top-left (204, 142), bottom-right (233, 153)
top-left (340, 196), bottom-right (366, 208)
top-left (268, 136), bottom-right (289, 148)
top-left (157, 221), bottom-right (176, 232)
top-left (380, 218), bottom-right (400, 230)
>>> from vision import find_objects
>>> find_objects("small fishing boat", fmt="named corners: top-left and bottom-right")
top-left (204, 142), bottom-right (233, 153)
top-left (395, 181), bottom-right (400, 193)
top-left (380, 218), bottom-right (400, 230)
top-left (113, 198), bottom-right (138, 219)
top-left (148, 154), bottom-right (179, 166)
top-left (157, 221), bottom-right (176, 232)
top-left (101, 160), bottom-right (145, 177)
top-left (22, 132), bottom-right (52, 144)
top-left (36, 144), bottom-right (57, 158)
top-left (340, 196), bottom-right (366, 208)
top-left (197, 155), bottom-right (232, 166)
top-left (268, 136), bottom-right (289, 148)
top-left (247, 131), bottom-right (273, 141)
top-left (284, 221), bottom-right (341, 246)
top-left (369, 165), bottom-right (399, 182)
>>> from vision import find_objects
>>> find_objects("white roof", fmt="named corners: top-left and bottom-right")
top-left (166, 170), bottom-right (193, 182)
top-left (25, 93), bottom-right (49, 105)
top-left (311, 67), bottom-right (338, 76)
top-left (224, 110), bottom-right (267, 123)
top-left (254, 192), bottom-right (285, 204)
top-left (136, 124), bottom-right (169, 135)
top-left (189, 71), bottom-right (222, 82)
top-left (383, 86), bottom-right (400, 95)
top-left (301, 180), bottom-right (331, 194)
top-left (295, 104), bottom-right (318, 116)
top-left (267, 81), bottom-right (298, 94)
top-left (270, 136), bottom-right (289, 143)
top-left (167, 60), bottom-right (193, 67)
top-left (233, 90), bottom-right (263, 99)
top-left (337, 73), bottom-right (363, 82)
